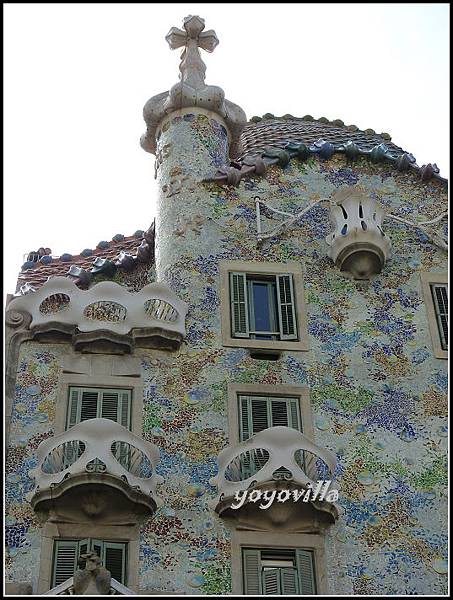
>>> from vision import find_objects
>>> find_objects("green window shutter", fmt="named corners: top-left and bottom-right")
top-left (80, 390), bottom-right (100, 422)
top-left (281, 568), bottom-right (299, 594)
top-left (262, 569), bottom-right (281, 595)
top-left (239, 396), bottom-right (251, 441)
top-left (276, 274), bottom-right (298, 340)
top-left (90, 539), bottom-right (103, 561)
top-left (104, 542), bottom-right (127, 584)
top-left (67, 388), bottom-right (82, 429)
top-left (230, 272), bottom-right (250, 338)
top-left (78, 539), bottom-right (89, 556)
top-left (52, 540), bottom-right (80, 587)
top-left (270, 398), bottom-right (291, 427)
top-left (243, 549), bottom-right (262, 595)
top-left (119, 391), bottom-right (131, 429)
top-left (250, 397), bottom-right (270, 434)
top-left (100, 391), bottom-right (120, 422)
top-left (296, 549), bottom-right (316, 595)
top-left (431, 284), bottom-right (448, 350)
top-left (289, 398), bottom-right (302, 431)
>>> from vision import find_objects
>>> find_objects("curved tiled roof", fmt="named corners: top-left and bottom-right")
top-left (206, 114), bottom-right (446, 187)
top-left (15, 225), bottom-right (155, 294)
top-left (239, 115), bottom-right (405, 160)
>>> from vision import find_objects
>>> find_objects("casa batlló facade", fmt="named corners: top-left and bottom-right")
top-left (5, 15), bottom-right (448, 596)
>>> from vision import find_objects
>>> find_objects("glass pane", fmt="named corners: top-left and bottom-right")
top-left (251, 282), bottom-right (273, 338)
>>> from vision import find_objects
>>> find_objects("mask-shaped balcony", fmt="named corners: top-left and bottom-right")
top-left (209, 427), bottom-right (339, 531)
top-left (26, 418), bottom-right (163, 523)
top-left (7, 277), bottom-right (188, 353)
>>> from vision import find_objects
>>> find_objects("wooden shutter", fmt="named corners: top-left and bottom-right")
top-left (250, 397), bottom-right (270, 434)
top-left (100, 391), bottom-right (120, 422)
top-left (80, 390), bottom-right (100, 422)
top-left (262, 569), bottom-right (281, 594)
top-left (276, 274), bottom-right (298, 340)
top-left (90, 539), bottom-right (103, 561)
top-left (104, 542), bottom-right (127, 584)
top-left (230, 272), bottom-right (250, 338)
top-left (281, 568), bottom-right (299, 594)
top-left (296, 549), bottom-right (316, 594)
top-left (52, 539), bottom-right (88, 587)
top-left (288, 398), bottom-right (301, 431)
top-left (67, 388), bottom-right (82, 429)
top-left (243, 549), bottom-right (262, 595)
top-left (119, 391), bottom-right (131, 428)
top-left (431, 284), bottom-right (448, 350)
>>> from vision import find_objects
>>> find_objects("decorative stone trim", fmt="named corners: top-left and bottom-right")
top-left (7, 277), bottom-right (188, 347)
top-left (326, 187), bottom-right (391, 279)
top-left (210, 425), bottom-right (337, 499)
top-left (205, 136), bottom-right (446, 188)
top-left (27, 417), bottom-right (163, 515)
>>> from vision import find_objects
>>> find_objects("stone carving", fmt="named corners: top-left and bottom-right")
top-left (326, 187), bottom-right (391, 279)
top-left (7, 277), bottom-right (188, 337)
top-left (73, 551), bottom-right (111, 595)
top-left (27, 418), bottom-right (163, 519)
top-left (141, 15), bottom-right (246, 158)
top-left (210, 426), bottom-right (338, 506)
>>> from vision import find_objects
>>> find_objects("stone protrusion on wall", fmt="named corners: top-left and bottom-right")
top-left (325, 187), bottom-right (391, 279)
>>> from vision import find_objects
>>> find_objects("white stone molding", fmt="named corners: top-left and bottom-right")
top-left (27, 418), bottom-right (163, 507)
top-left (43, 576), bottom-right (137, 595)
top-left (325, 187), bottom-right (391, 279)
top-left (7, 276), bottom-right (188, 337)
top-left (210, 426), bottom-right (338, 502)
top-left (140, 15), bottom-right (246, 157)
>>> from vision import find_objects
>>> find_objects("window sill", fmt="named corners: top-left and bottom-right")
top-left (222, 336), bottom-right (309, 352)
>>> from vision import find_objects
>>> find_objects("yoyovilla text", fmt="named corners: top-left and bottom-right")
top-left (231, 480), bottom-right (338, 510)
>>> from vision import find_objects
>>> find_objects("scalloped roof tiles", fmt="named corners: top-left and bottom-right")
top-left (16, 232), bottom-right (152, 293)
top-left (239, 116), bottom-right (406, 160)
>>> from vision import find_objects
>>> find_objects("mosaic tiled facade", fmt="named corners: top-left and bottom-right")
top-left (5, 15), bottom-right (448, 597)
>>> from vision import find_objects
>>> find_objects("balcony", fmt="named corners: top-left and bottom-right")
top-left (7, 277), bottom-right (188, 353)
top-left (27, 418), bottom-right (163, 522)
top-left (209, 426), bottom-right (339, 530)
top-left (44, 576), bottom-right (136, 595)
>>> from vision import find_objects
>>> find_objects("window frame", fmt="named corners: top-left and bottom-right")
top-left (51, 538), bottom-right (128, 588)
top-left (228, 383), bottom-right (314, 447)
top-left (420, 272), bottom-right (448, 359)
top-left (220, 260), bottom-right (309, 352)
top-left (66, 386), bottom-right (132, 430)
top-left (231, 530), bottom-right (327, 595)
top-left (54, 353), bottom-right (143, 435)
top-left (38, 522), bottom-right (140, 594)
top-left (242, 547), bottom-right (316, 595)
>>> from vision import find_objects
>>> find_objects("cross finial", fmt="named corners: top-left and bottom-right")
top-left (165, 15), bottom-right (219, 87)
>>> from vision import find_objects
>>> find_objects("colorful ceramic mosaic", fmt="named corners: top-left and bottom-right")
top-left (5, 113), bottom-right (447, 594)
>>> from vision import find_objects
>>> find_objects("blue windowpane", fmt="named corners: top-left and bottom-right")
top-left (252, 283), bottom-right (272, 333)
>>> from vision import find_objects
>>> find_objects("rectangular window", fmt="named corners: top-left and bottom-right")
top-left (52, 539), bottom-right (127, 588)
top-left (65, 387), bottom-right (132, 470)
top-left (66, 387), bottom-right (131, 430)
top-left (230, 273), bottom-right (298, 341)
top-left (238, 395), bottom-right (303, 479)
top-left (242, 548), bottom-right (316, 595)
top-left (430, 284), bottom-right (448, 351)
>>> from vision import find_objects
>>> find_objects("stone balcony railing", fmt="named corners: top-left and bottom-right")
top-left (6, 277), bottom-right (188, 352)
top-left (27, 418), bottom-right (163, 521)
top-left (44, 576), bottom-right (136, 595)
top-left (209, 426), bottom-right (339, 529)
